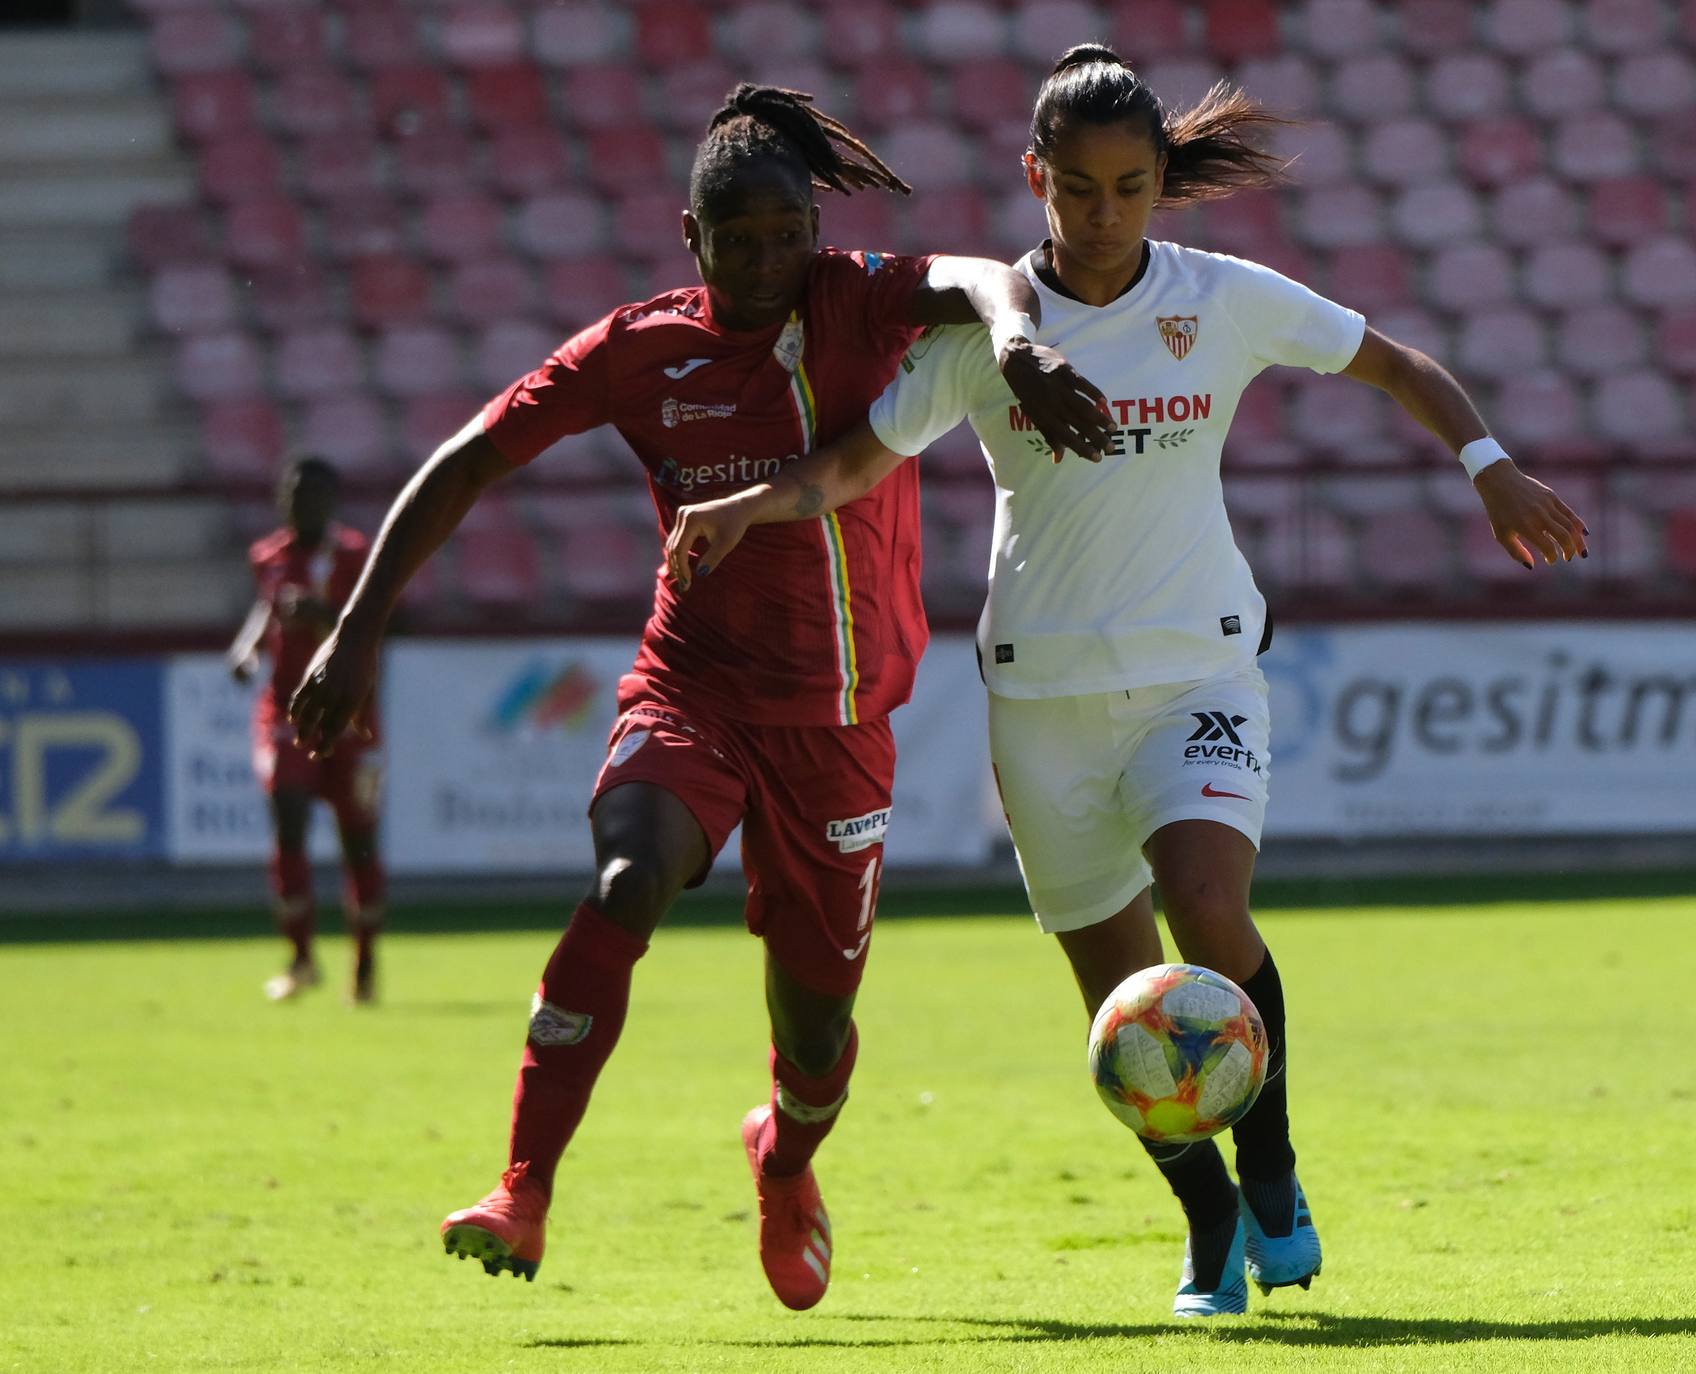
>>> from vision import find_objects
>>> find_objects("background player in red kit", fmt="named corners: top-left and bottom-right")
top-left (227, 456), bottom-right (385, 1005)
top-left (289, 84), bottom-right (1113, 1308)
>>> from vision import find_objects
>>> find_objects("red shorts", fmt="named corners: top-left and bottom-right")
top-left (592, 688), bottom-right (896, 999)
top-left (253, 716), bottom-right (381, 828)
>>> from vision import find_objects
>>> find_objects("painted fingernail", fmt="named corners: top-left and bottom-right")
top-left (698, 563), bottom-right (712, 577)
top-left (1581, 550), bottom-right (1588, 558)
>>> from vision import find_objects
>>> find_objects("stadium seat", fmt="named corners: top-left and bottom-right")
top-left (584, 128), bottom-right (670, 195)
top-left (320, 194), bottom-right (408, 261)
top-left (610, 190), bottom-right (688, 262)
top-left (1621, 238), bottom-right (1696, 308)
top-left (1455, 117), bottom-right (1543, 186)
top-left (298, 134), bottom-right (386, 202)
top-left (150, 263), bottom-right (237, 334)
top-left (1581, 0), bottom-right (1671, 52)
top-left (475, 320), bottom-right (559, 391)
top-left (1489, 178), bottom-right (1580, 246)
top-left (1591, 373), bottom-right (1684, 444)
top-left (653, 60), bottom-right (739, 132)
top-left (1663, 509), bottom-right (1696, 579)
top-left (1360, 510), bottom-right (1451, 591)
top-left (486, 127), bottom-right (573, 197)
top-left (854, 60), bottom-right (933, 129)
top-left (554, 519), bottom-right (657, 605)
top-left (1647, 114), bottom-right (1696, 181)
top-left (447, 257), bottom-right (535, 325)
top-left (465, 63), bottom-right (552, 133)
top-left (1425, 53), bottom-right (1513, 122)
top-left (904, 186), bottom-right (991, 255)
top-left (1294, 0), bottom-right (1382, 57)
top-left (1197, 191), bottom-right (1283, 255)
top-left (402, 393), bottom-right (482, 457)
top-left (371, 66), bottom-right (453, 139)
top-left (455, 497), bottom-right (543, 604)
top-left (1426, 241), bottom-right (1515, 312)
top-left (559, 63), bottom-right (646, 132)
top-left (394, 129), bottom-right (478, 198)
top-left (627, 246), bottom-right (699, 301)
top-left (1138, 57), bottom-right (1228, 114)
top-left (1224, 378), bottom-right (1286, 447)
top-left (540, 256), bottom-right (632, 329)
top-left (1589, 505), bottom-right (1659, 584)
top-left (1372, 305), bottom-right (1449, 360)
top-left (373, 325), bottom-right (465, 397)
top-left (1234, 54), bottom-right (1321, 114)
top-left (439, 4), bottom-right (529, 69)
top-left (1457, 308), bottom-right (1548, 380)
top-left (1329, 55), bottom-right (1417, 122)
top-left (1359, 119), bottom-right (1452, 189)
top-left (634, 0), bottom-right (713, 67)
top-left (1459, 514), bottom-right (1536, 584)
top-left (721, 0), bottom-right (823, 62)
top-left (1521, 241), bottom-right (1613, 309)
top-left (149, 9), bottom-right (242, 76)
top-left (1551, 113), bottom-right (1641, 183)
top-left (1109, 0), bottom-right (1193, 58)
top-left (1259, 506), bottom-right (1354, 590)
top-left (300, 395), bottom-right (394, 474)
top-left (1289, 374), bottom-right (1385, 447)
top-left (175, 330), bottom-right (266, 401)
top-left (199, 134), bottom-right (282, 203)
top-left (818, 193), bottom-right (899, 253)
top-left (342, 6), bottom-right (425, 70)
top-left (530, 2), bottom-right (632, 68)
top-left (1486, 0), bottom-right (1573, 54)
top-left (350, 254), bottom-right (434, 329)
top-left (1296, 186), bottom-right (1382, 247)
top-left (201, 397), bottom-right (285, 482)
top-left (948, 59), bottom-right (1032, 133)
top-left (1657, 308), bottom-right (1696, 377)
top-left (272, 66), bottom-right (365, 138)
top-left (1275, 122), bottom-right (1354, 187)
top-left (275, 326), bottom-right (367, 400)
top-left (1203, 0), bottom-right (1281, 62)
top-left (992, 184), bottom-right (1047, 257)
top-left (420, 192), bottom-right (505, 263)
top-left (1519, 49), bottom-right (1606, 118)
top-left (128, 203), bottom-right (213, 270)
top-left (1395, 0), bottom-right (1476, 55)
top-left (222, 198), bottom-right (307, 269)
top-left (245, 8), bottom-right (328, 73)
top-left (881, 122), bottom-right (976, 190)
top-left (248, 260), bottom-right (334, 332)
top-left (171, 70), bottom-right (258, 143)
top-left (1612, 52), bottom-right (1696, 117)
top-left (911, 2), bottom-right (1007, 63)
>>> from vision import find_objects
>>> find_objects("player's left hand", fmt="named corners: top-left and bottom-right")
top-left (996, 340), bottom-right (1115, 463)
top-left (288, 624), bottom-right (379, 757)
top-left (1473, 459), bottom-right (1588, 569)
top-left (665, 497), bottom-right (755, 591)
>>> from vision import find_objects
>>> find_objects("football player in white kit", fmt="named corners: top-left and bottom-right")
top-left (664, 44), bottom-right (1588, 1316)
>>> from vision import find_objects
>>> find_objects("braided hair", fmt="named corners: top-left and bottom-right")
top-left (689, 83), bottom-right (910, 217)
top-left (1030, 43), bottom-right (1292, 205)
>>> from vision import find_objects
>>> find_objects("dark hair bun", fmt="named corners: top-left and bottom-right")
top-left (1051, 42), bottom-right (1123, 75)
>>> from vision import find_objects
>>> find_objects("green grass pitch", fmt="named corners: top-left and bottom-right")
top-left (3, 887), bottom-right (1694, 1373)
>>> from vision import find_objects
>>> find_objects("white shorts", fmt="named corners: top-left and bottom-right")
top-left (988, 664), bottom-right (1271, 934)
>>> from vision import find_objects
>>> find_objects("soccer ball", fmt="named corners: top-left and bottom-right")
top-left (1087, 963), bottom-right (1268, 1144)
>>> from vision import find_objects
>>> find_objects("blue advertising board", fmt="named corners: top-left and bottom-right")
top-left (0, 659), bottom-right (166, 862)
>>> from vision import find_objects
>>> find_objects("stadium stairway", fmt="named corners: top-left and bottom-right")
top-left (0, 28), bottom-right (242, 629)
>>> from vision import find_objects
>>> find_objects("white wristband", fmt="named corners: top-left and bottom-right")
top-left (989, 311), bottom-right (1037, 357)
top-left (1458, 436), bottom-right (1510, 480)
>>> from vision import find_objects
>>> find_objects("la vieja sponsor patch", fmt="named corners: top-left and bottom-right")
top-left (826, 807), bottom-right (891, 853)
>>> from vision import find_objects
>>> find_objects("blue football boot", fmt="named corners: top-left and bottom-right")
top-left (1239, 1173), bottom-right (1322, 1294)
top-left (1173, 1214), bottom-right (1248, 1318)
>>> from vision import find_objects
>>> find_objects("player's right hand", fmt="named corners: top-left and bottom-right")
top-left (665, 498), bottom-right (755, 591)
top-left (228, 653), bottom-right (256, 686)
top-left (288, 627), bottom-right (378, 758)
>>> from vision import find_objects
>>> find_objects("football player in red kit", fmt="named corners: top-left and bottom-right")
top-left (228, 456), bottom-right (384, 1005)
top-left (289, 84), bottom-right (1114, 1308)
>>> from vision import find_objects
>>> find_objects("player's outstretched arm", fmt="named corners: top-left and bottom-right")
top-left (226, 599), bottom-right (268, 683)
top-left (289, 416), bottom-right (511, 753)
top-left (666, 419), bottom-right (904, 591)
top-left (1341, 327), bottom-right (1588, 569)
top-left (911, 256), bottom-right (1113, 462)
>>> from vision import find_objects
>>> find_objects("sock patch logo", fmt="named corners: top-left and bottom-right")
top-left (528, 993), bottom-right (593, 1046)
top-left (776, 1083), bottom-right (849, 1125)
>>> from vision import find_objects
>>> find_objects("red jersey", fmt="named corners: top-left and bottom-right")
top-left (248, 523), bottom-right (370, 724)
top-left (483, 248), bottom-right (936, 727)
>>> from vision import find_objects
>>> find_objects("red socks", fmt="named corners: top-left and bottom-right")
top-left (762, 1022), bottom-right (858, 1178)
top-left (508, 902), bottom-right (649, 1199)
top-left (269, 848), bottom-right (314, 964)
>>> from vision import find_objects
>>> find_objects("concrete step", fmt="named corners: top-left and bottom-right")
top-left (99, 498), bottom-right (234, 559)
top-left (0, 563), bottom-right (94, 630)
top-left (101, 555), bottom-right (250, 627)
top-left (0, 289), bottom-right (143, 357)
top-left (0, 420), bottom-right (198, 488)
top-left (0, 32), bottom-right (153, 100)
top-left (0, 165), bottom-right (197, 228)
top-left (0, 230), bottom-right (118, 290)
top-left (0, 99), bottom-right (176, 165)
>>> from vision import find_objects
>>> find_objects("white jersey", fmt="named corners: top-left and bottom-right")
top-left (869, 239), bottom-right (1365, 698)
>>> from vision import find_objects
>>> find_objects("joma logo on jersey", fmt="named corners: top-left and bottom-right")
top-left (1158, 316), bottom-right (1199, 360)
top-left (826, 808), bottom-right (891, 853)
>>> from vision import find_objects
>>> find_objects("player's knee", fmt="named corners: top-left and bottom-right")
top-left (592, 853), bottom-right (678, 935)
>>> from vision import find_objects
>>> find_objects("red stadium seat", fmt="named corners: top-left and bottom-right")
top-left (1520, 241), bottom-right (1612, 309)
top-left (1621, 237), bottom-right (1696, 309)
top-left (1455, 117), bottom-right (1542, 188)
top-left (1582, 0), bottom-right (1670, 51)
top-left (1373, 305), bottom-right (1449, 360)
top-left (1361, 510), bottom-right (1451, 591)
top-left (448, 257), bottom-right (536, 325)
top-left (475, 320), bottom-right (559, 391)
top-left (149, 10), bottom-right (242, 76)
top-left (1396, 0), bottom-right (1476, 55)
top-left (1612, 52), bottom-right (1696, 117)
top-left (1329, 55), bottom-right (1418, 122)
top-left (373, 325), bottom-right (465, 397)
top-left (271, 66), bottom-right (365, 138)
top-left (244, 9), bottom-right (327, 73)
top-left (371, 66), bottom-right (453, 139)
top-left (150, 263), bottom-right (237, 334)
top-left (1485, 0), bottom-right (1572, 55)
top-left (175, 330), bottom-right (266, 401)
top-left (248, 260), bottom-right (334, 331)
top-left (634, 1), bottom-right (713, 67)
top-left (1359, 118), bottom-right (1450, 187)
top-left (819, 2), bottom-right (903, 68)
top-left (171, 70), bottom-right (258, 143)
top-left (1195, 191), bottom-right (1283, 254)
top-left (1234, 54), bottom-right (1320, 114)
top-left (403, 394), bottom-right (482, 456)
top-left (1425, 53), bottom-right (1512, 122)
top-left (654, 60), bottom-right (738, 132)
top-left (1203, 0), bottom-right (1282, 62)
top-left (393, 129), bottom-right (477, 198)
top-left (465, 63), bottom-right (551, 133)
top-left (1519, 49), bottom-right (1606, 118)
top-left (541, 256), bottom-right (635, 330)
top-left (420, 192), bottom-right (504, 263)
top-left (439, 4), bottom-right (528, 69)
top-left (199, 134), bottom-right (282, 203)
top-left (515, 192), bottom-right (609, 259)
top-left (300, 396), bottom-right (394, 474)
top-left (1274, 122), bottom-right (1353, 187)
top-left (1260, 507), bottom-right (1354, 590)
top-left (904, 186), bottom-right (991, 256)
top-left (201, 397), bottom-right (285, 481)
top-left (1588, 177), bottom-right (1672, 247)
top-left (456, 524), bottom-right (543, 605)
top-left (1138, 57), bottom-right (1228, 114)
top-left (1296, 186), bottom-right (1382, 248)
top-left (298, 134), bottom-right (386, 202)
top-left (342, 6), bottom-right (424, 71)
top-left (1555, 304), bottom-right (1649, 377)
top-left (1289, 374), bottom-right (1386, 447)
top-left (880, 122), bottom-right (975, 190)
top-left (274, 325), bottom-right (366, 399)
top-left (486, 127), bottom-right (573, 197)
top-left (559, 63), bottom-right (645, 132)
top-left (1591, 373), bottom-right (1683, 444)
top-left (818, 192), bottom-right (899, 252)
top-left (726, 0), bottom-right (826, 63)
top-left (610, 190), bottom-right (686, 262)
top-left (1663, 509), bottom-right (1696, 579)
top-left (1456, 308), bottom-right (1548, 380)
top-left (530, 2), bottom-right (632, 68)
top-left (350, 254), bottom-right (434, 329)
top-left (911, 2), bottom-right (1007, 63)
top-left (128, 203), bottom-right (213, 269)
top-left (948, 59), bottom-right (1031, 134)
top-left (1294, 0), bottom-right (1382, 56)
top-left (1488, 178), bottom-right (1580, 246)
top-left (1109, 0), bottom-right (1193, 58)
top-left (1647, 114), bottom-right (1696, 181)
top-left (1657, 308), bottom-right (1696, 377)
top-left (584, 128), bottom-right (669, 195)
top-left (1326, 244), bottom-right (1414, 311)
top-left (222, 198), bottom-right (306, 269)
top-left (554, 520), bottom-right (656, 605)
top-left (1460, 515), bottom-right (1534, 584)
top-left (1426, 241), bottom-right (1515, 311)
top-left (854, 60), bottom-right (932, 130)
top-left (321, 194), bottom-right (408, 261)
top-left (1551, 113), bottom-right (1641, 183)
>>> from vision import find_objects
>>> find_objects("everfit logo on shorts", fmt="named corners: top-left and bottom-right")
top-left (826, 808), bottom-right (891, 853)
top-left (608, 728), bottom-right (650, 769)
top-left (528, 994), bottom-right (592, 1046)
top-left (1188, 712), bottom-right (1247, 745)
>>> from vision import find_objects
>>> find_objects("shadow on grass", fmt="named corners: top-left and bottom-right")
top-left (690, 1310), bottom-right (1696, 1349)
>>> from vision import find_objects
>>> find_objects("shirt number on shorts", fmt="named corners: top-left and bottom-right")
top-left (843, 856), bottom-right (879, 961)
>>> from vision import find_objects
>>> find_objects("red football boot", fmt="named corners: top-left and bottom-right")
top-left (741, 1104), bottom-right (832, 1310)
top-left (440, 1161), bottom-right (548, 1280)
